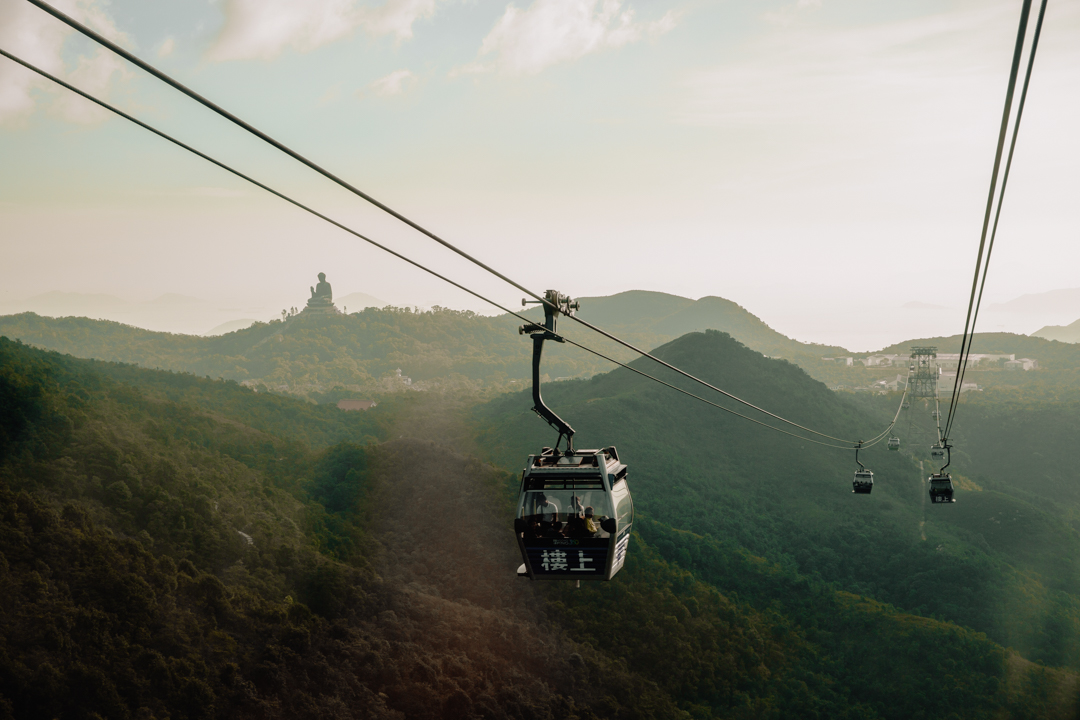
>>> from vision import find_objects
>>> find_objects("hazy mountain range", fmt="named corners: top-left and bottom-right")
top-left (0, 290), bottom-right (389, 337)
top-left (5, 286), bottom-right (1080, 346)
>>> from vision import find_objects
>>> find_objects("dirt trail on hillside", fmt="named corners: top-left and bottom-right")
top-left (373, 439), bottom-right (527, 611)
top-left (360, 427), bottom-right (580, 720)
top-left (348, 397), bottom-right (678, 720)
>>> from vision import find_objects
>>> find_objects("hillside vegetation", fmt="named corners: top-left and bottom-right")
top-left (2, 337), bottom-right (1076, 718)
top-left (475, 330), bottom-right (1080, 670)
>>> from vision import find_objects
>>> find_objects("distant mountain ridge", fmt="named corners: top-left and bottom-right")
top-left (577, 291), bottom-right (846, 352)
top-left (1033, 317), bottom-right (1080, 344)
top-left (11, 288), bottom-right (1080, 400)
top-left (876, 332), bottom-right (1080, 368)
top-left (0, 290), bottom-right (853, 399)
top-left (0, 291), bottom-right (264, 336)
top-left (515, 289), bottom-right (849, 360)
top-left (988, 287), bottom-right (1080, 315)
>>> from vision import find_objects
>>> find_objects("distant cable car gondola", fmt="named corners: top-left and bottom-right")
top-left (853, 469), bottom-right (874, 494)
top-left (931, 443), bottom-right (945, 460)
top-left (513, 291), bottom-right (634, 581)
top-left (888, 436), bottom-right (900, 451)
top-left (932, 409), bottom-right (941, 420)
top-left (852, 442), bottom-right (873, 494)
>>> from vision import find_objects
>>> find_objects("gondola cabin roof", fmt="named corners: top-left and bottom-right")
top-left (522, 447), bottom-right (627, 492)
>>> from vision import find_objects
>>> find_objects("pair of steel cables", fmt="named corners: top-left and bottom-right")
top-left (3, 0), bottom-right (1022, 455)
top-left (941, 0), bottom-right (1048, 445)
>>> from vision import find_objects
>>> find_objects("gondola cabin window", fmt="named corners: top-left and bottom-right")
top-left (519, 490), bottom-right (614, 540)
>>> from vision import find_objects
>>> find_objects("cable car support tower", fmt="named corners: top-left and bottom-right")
top-left (908, 347), bottom-right (939, 401)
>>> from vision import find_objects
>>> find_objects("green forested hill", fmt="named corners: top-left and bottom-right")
top-left (3, 337), bottom-right (1076, 718)
top-left (475, 330), bottom-right (1080, 670)
top-left (0, 308), bottom-right (532, 398)
top-left (0, 291), bottom-right (852, 401)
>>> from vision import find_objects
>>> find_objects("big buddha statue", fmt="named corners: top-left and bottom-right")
top-left (304, 272), bottom-right (337, 313)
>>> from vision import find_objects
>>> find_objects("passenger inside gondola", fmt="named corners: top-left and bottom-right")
top-left (565, 513), bottom-right (586, 538)
top-left (543, 521), bottom-right (565, 538)
top-left (520, 490), bottom-right (613, 538)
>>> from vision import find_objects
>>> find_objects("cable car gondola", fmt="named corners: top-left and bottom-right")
top-left (888, 436), bottom-right (900, 451)
top-left (513, 291), bottom-right (634, 581)
top-left (515, 446), bottom-right (633, 580)
top-left (929, 473), bottom-right (955, 503)
top-left (852, 443), bottom-right (873, 494)
top-left (931, 443), bottom-right (945, 460)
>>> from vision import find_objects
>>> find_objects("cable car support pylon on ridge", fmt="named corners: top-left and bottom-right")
top-left (513, 291), bottom-right (634, 581)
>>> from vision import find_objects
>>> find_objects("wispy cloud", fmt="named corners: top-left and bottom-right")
top-left (190, 186), bottom-right (249, 198)
top-left (157, 36), bottom-right (176, 58)
top-left (208, 0), bottom-right (441, 61)
top-left (456, 0), bottom-right (677, 76)
top-left (367, 69), bottom-right (417, 96)
top-left (763, 0), bottom-right (822, 26)
top-left (669, 0), bottom-right (1080, 237)
top-left (0, 0), bottom-right (130, 123)
top-left (53, 47), bottom-right (129, 123)
top-left (678, 4), bottom-right (1018, 130)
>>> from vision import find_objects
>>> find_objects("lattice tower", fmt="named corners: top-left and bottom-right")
top-left (908, 346), bottom-right (939, 399)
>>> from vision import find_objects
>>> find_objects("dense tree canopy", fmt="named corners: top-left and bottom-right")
top-left (3, 325), bottom-right (1079, 718)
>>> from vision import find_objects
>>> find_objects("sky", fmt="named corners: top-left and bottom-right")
top-left (0, 0), bottom-right (1078, 349)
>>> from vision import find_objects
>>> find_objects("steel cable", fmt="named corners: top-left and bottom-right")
top-left (943, 0), bottom-right (1040, 439)
top-left (0, 45), bottom-right (867, 453)
top-left (943, 0), bottom-right (1047, 440)
top-left (23, 0), bottom-right (867, 447)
